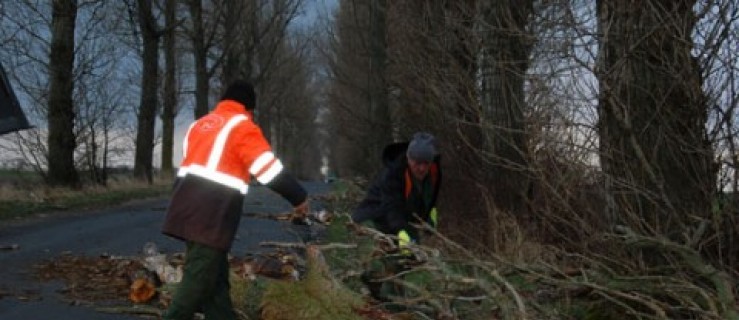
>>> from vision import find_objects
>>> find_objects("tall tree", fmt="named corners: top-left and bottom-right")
top-left (596, 0), bottom-right (715, 234)
top-left (47, 0), bottom-right (80, 188)
top-left (479, 0), bottom-right (534, 216)
top-left (185, 0), bottom-right (210, 119)
top-left (221, 0), bottom-right (245, 85)
top-left (327, 0), bottom-right (391, 177)
top-left (161, 0), bottom-right (178, 177)
top-left (367, 0), bottom-right (391, 161)
top-left (133, 0), bottom-right (161, 183)
top-left (185, 0), bottom-right (252, 119)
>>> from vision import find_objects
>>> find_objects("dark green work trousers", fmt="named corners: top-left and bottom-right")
top-left (163, 242), bottom-right (235, 320)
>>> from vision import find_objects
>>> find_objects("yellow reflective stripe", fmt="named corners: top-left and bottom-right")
top-left (256, 159), bottom-right (283, 184)
top-left (249, 151), bottom-right (275, 175)
top-left (207, 114), bottom-right (247, 170)
top-left (177, 165), bottom-right (249, 194)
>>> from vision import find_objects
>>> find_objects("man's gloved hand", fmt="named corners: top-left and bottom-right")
top-left (429, 207), bottom-right (438, 229)
top-left (397, 229), bottom-right (428, 265)
top-left (291, 200), bottom-right (310, 224)
top-left (397, 230), bottom-right (415, 255)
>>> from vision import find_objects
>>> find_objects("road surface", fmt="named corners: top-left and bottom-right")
top-left (0, 182), bottom-right (331, 320)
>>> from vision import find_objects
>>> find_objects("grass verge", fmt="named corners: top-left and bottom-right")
top-left (0, 177), bottom-right (171, 221)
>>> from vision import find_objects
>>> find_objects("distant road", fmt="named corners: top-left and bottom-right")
top-left (0, 181), bottom-right (332, 320)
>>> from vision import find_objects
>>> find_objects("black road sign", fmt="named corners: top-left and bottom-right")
top-left (0, 62), bottom-right (31, 135)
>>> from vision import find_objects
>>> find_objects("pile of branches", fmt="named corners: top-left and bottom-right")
top-left (338, 218), bottom-right (739, 320)
top-left (328, 180), bottom-right (739, 320)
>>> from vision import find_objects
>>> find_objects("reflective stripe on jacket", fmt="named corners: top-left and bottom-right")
top-left (177, 100), bottom-right (283, 193)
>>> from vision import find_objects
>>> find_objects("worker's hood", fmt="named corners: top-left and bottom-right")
top-left (381, 142), bottom-right (410, 167)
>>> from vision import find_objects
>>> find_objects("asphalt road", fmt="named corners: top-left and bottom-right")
top-left (0, 182), bottom-right (332, 320)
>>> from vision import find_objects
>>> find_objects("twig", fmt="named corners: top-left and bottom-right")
top-left (244, 211), bottom-right (291, 220)
top-left (259, 241), bottom-right (357, 250)
top-left (96, 305), bottom-right (162, 318)
top-left (347, 215), bottom-right (528, 319)
top-left (614, 226), bottom-right (739, 320)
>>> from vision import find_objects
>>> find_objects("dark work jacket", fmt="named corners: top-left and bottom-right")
top-left (351, 142), bottom-right (441, 242)
top-left (164, 175), bottom-right (244, 251)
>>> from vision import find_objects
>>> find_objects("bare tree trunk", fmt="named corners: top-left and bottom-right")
top-left (368, 0), bottom-right (391, 158)
top-left (448, 0), bottom-right (481, 159)
top-left (101, 119), bottom-right (109, 184)
top-left (187, 0), bottom-right (209, 119)
top-left (221, 0), bottom-right (244, 86)
top-left (597, 0), bottom-right (714, 235)
top-left (328, 0), bottom-right (391, 176)
top-left (133, 0), bottom-right (160, 183)
top-left (480, 0), bottom-right (534, 216)
top-left (387, 0), bottom-right (446, 135)
top-left (161, 0), bottom-right (177, 177)
top-left (47, 0), bottom-right (80, 188)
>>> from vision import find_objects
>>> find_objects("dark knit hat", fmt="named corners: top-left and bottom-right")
top-left (406, 132), bottom-right (438, 162)
top-left (220, 80), bottom-right (256, 109)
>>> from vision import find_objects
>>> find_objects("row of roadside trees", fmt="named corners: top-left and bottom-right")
top-left (2, 1), bottom-right (739, 316)
top-left (326, 1), bottom-right (739, 317)
top-left (0, 0), bottom-right (323, 187)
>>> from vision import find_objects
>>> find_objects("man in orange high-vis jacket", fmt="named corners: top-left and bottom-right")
top-left (162, 80), bottom-right (309, 320)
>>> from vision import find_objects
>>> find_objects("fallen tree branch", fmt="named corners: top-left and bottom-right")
top-left (96, 305), bottom-right (161, 317)
top-left (259, 241), bottom-right (357, 250)
top-left (244, 211), bottom-right (291, 220)
top-left (613, 226), bottom-right (739, 320)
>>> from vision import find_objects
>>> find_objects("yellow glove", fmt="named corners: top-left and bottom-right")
top-left (429, 207), bottom-right (438, 228)
top-left (397, 230), bottom-right (413, 255)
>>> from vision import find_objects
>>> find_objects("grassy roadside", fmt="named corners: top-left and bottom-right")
top-left (0, 175), bottom-right (171, 221)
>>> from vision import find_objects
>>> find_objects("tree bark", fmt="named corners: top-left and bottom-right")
top-left (368, 0), bottom-right (391, 160)
top-left (329, 0), bottom-right (391, 176)
top-left (47, 0), bottom-right (80, 188)
top-left (187, 0), bottom-right (209, 119)
top-left (221, 0), bottom-right (244, 86)
top-left (479, 0), bottom-right (534, 216)
top-left (597, 0), bottom-right (714, 234)
top-left (161, 0), bottom-right (177, 177)
top-left (133, 0), bottom-right (160, 183)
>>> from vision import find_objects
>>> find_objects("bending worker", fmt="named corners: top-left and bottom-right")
top-left (351, 132), bottom-right (442, 301)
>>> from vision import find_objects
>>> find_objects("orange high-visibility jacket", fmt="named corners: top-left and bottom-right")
top-left (162, 100), bottom-right (289, 250)
top-left (178, 100), bottom-right (283, 191)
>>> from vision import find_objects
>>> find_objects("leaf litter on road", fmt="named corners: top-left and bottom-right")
top-left (34, 252), bottom-right (147, 305)
top-left (30, 247), bottom-right (324, 318)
